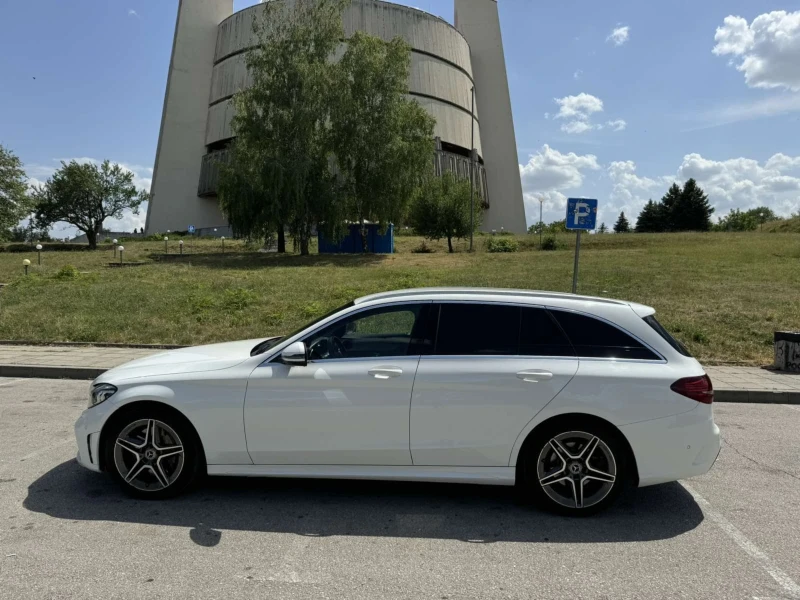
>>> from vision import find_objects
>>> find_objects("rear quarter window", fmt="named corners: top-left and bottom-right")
top-left (643, 315), bottom-right (692, 357)
top-left (549, 310), bottom-right (661, 361)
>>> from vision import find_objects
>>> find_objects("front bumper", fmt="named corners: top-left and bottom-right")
top-left (74, 408), bottom-right (104, 472)
top-left (620, 405), bottom-right (721, 488)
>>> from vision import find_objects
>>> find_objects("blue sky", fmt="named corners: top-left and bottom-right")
top-left (2, 0), bottom-right (800, 236)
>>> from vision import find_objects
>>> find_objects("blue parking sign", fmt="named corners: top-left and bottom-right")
top-left (566, 198), bottom-right (598, 230)
top-left (187, 225), bottom-right (196, 234)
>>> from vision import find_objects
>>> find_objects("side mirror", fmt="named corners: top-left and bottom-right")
top-left (280, 341), bottom-right (307, 366)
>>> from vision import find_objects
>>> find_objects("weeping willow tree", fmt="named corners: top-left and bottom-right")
top-left (218, 0), bottom-right (347, 255)
top-left (219, 0), bottom-right (437, 254)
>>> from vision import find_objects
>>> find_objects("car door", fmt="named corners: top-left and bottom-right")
top-left (410, 303), bottom-right (579, 467)
top-left (244, 302), bottom-right (431, 465)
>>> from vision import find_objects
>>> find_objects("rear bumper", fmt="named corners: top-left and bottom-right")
top-left (620, 405), bottom-right (720, 488)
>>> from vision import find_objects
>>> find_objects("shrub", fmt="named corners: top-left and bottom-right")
top-left (411, 241), bottom-right (434, 253)
top-left (486, 237), bottom-right (519, 253)
top-left (541, 236), bottom-right (558, 251)
top-left (54, 265), bottom-right (80, 279)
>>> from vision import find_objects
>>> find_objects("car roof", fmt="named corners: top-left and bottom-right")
top-left (355, 288), bottom-right (656, 320)
top-left (356, 287), bottom-right (627, 307)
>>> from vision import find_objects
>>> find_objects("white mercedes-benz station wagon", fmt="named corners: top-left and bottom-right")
top-left (75, 288), bottom-right (720, 515)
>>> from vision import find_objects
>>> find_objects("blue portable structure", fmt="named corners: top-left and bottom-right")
top-left (318, 224), bottom-right (394, 254)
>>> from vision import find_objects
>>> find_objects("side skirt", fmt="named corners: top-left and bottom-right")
top-left (206, 464), bottom-right (516, 486)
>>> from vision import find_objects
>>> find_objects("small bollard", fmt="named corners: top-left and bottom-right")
top-left (164, 236), bottom-right (169, 254)
top-left (221, 236), bottom-right (225, 254)
top-left (118, 246), bottom-right (124, 264)
top-left (179, 240), bottom-right (184, 255)
top-left (36, 244), bottom-right (42, 265)
top-left (112, 239), bottom-right (118, 258)
top-left (23, 259), bottom-right (30, 275)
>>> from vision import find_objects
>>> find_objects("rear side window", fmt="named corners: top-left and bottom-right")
top-left (435, 304), bottom-right (519, 355)
top-left (643, 315), bottom-right (692, 357)
top-left (520, 308), bottom-right (575, 356)
top-left (550, 310), bottom-right (661, 360)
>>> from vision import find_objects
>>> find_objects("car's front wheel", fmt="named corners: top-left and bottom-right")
top-left (521, 420), bottom-right (628, 516)
top-left (103, 407), bottom-right (202, 499)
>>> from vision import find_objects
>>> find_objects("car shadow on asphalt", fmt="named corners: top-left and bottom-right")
top-left (24, 460), bottom-right (704, 547)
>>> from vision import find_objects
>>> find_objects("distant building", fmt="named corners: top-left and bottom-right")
top-left (145, 0), bottom-right (527, 234)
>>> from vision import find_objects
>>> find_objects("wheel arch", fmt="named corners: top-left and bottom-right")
top-left (98, 400), bottom-right (207, 474)
top-left (513, 413), bottom-right (639, 486)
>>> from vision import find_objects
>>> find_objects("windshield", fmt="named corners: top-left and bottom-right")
top-left (250, 301), bottom-right (355, 356)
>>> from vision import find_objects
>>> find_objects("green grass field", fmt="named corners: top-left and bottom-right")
top-left (0, 231), bottom-right (798, 365)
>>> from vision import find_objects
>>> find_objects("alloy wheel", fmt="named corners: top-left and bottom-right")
top-left (536, 431), bottom-right (617, 509)
top-left (113, 419), bottom-right (185, 492)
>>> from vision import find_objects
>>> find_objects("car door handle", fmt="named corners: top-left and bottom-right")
top-left (517, 370), bottom-right (553, 383)
top-left (368, 367), bottom-right (403, 380)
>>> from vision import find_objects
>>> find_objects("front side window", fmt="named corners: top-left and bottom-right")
top-left (549, 310), bottom-right (660, 360)
top-left (304, 304), bottom-right (426, 360)
top-left (435, 303), bottom-right (520, 356)
top-left (520, 307), bottom-right (574, 356)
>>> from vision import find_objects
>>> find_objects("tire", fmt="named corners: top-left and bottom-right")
top-left (103, 405), bottom-right (203, 499)
top-left (520, 419), bottom-right (628, 516)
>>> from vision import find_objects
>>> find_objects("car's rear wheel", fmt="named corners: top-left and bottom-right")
top-left (521, 420), bottom-right (628, 516)
top-left (103, 407), bottom-right (202, 499)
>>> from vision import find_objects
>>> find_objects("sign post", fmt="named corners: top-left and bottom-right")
top-left (187, 225), bottom-right (195, 253)
top-left (566, 198), bottom-right (598, 293)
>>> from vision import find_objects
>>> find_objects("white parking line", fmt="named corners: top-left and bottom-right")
top-left (0, 378), bottom-right (25, 387)
top-left (683, 483), bottom-right (800, 599)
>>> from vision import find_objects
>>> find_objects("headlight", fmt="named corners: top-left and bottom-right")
top-left (89, 383), bottom-right (117, 408)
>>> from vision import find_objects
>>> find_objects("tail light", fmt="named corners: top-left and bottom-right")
top-left (671, 375), bottom-right (714, 404)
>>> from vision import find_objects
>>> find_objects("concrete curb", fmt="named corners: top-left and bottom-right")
top-left (715, 389), bottom-right (800, 404)
top-left (0, 365), bottom-right (106, 381)
top-left (0, 340), bottom-right (186, 350)
top-left (2, 364), bottom-right (800, 402)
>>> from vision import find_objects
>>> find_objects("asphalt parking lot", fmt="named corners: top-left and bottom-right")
top-left (1, 378), bottom-right (799, 600)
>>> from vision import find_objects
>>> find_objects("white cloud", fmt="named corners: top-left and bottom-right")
top-left (554, 93), bottom-right (604, 120)
top-left (573, 69), bottom-right (583, 80)
top-left (606, 161), bottom-right (673, 221)
top-left (519, 145), bottom-right (601, 224)
top-left (543, 112), bottom-right (550, 119)
top-left (677, 153), bottom-right (800, 214)
top-left (713, 11), bottom-right (800, 91)
top-left (552, 93), bottom-right (626, 134)
top-left (688, 94), bottom-right (800, 129)
top-left (128, 9), bottom-right (138, 17)
top-left (606, 25), bottom-right (630, 47)
top-left (561, 120), bottom-right (594, 134)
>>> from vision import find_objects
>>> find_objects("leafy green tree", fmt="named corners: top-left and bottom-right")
top-left (713, 208), bottom-right (757, 232)
top-left (0, 144), bottom-right (31, 238)
top-left (597, 222), bottom-right (608, 234)
top-left (745, 206), bottom-right (779, 231)
top-left (528, 221), bottom-right (545, 235)
top-left (546, 219), bottom-right (568, 234)
top-left (408, 172), bottom-right (481, 252)
top-left (9, 225), bottom-right (52, 243)
top-left (613, 212), bottom-right (631, 233)
top-left (31, 160), bottom-right (147, 249)
top-left (635, 199), bottom-right (661, 232)
top-left (331, 31), bottom-right (435, 249)
top-left (657, 183), bottom-right (682, 231)
top-left (219, 0), bottom-right (347, 255)
top-left (672, 178), bottom-right (714, 231)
